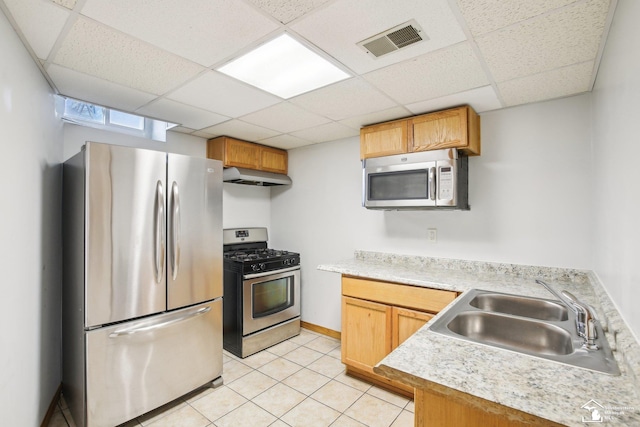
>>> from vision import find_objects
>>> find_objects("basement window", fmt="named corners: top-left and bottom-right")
top-left (59, 97), bottom-right (176, 142)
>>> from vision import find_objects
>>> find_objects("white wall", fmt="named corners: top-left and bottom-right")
top-left (271, 95), bottom-right (593, 332)
top-left (0, 10), bottom-right (64, 426)
top-left (591, 0), bottom-right (640, 340)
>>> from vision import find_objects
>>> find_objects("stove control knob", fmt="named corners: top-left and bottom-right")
top-left (252, 264), bottom-right (262, 272)
top-left (259, 263), bottom-right (266, 271)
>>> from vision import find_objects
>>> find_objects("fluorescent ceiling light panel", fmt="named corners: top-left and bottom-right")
top-left (217, 34), bottom-right (350, 99)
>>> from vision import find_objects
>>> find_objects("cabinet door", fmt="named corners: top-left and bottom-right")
top-left (391, 307), bottom-right (434, 349)
top-left (224, 138), bottom-right (261, 169)
top-left (360, 120), bottom-right (408, 159)
top-left (342, 296), bottom-right (392, 373)
top-left (410, 107), bottom-right (468, 153)
top-left (260, 146), bottom-right (288, 174)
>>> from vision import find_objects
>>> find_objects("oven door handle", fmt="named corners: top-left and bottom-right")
top-left (243, 266), bottom-right (300, 279)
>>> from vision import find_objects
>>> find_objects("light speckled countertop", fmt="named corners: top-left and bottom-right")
top-left (318, 251), bottom-right (640, 426)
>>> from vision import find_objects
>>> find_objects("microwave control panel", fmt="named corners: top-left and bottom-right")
top-left (438, 166), bottom-right (454, 201)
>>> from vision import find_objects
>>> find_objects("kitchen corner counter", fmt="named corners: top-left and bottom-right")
top-left (318, 251), bottom-right (640, 426)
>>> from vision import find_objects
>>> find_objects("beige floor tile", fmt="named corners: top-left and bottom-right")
top-left (391, 410), bottom-right (414, 427)
top-left (280, 397), bottom-right (340, 427)
top-left (220, 359), bottom-right (253, 384)
top-left (334, 372), bottom-right (372, 392)
top-left (138, 401), bottom-right (187, 426)
top-left (213, 402), bottom-right (276, 427)
top-left (287, 330), bottom-right (319, 346)
top-left (258, 356), bottom-right (303, 381)
top-left (311, 380), bottom-right (364, 413)
top-left (304, 336), bottom-right (341, 354)
top-left (405, 400), bottom-right (415, 413)
top-left (189, 386), bottom-right (247, 422)
top-left (330, 414), bottom-right (367, 427)
top-left (306, 354), bottom-right (345, 378)
top-left (282, 346), bottom-right (324, 366)
top-left (240, 349), bottom-right (279, 369)
top-left (345, 394), bottom-right (403, 427)
top-left (62, 408), bottom-right (76, 427)
top-left (252, 383), bottom-right (306, 417)
top-left (182, 386), bottom-right (214, 404)
top-left (226, 370), bottom-right (278, 400)
top-left (282, 368), bottom-right (331, 395)
top-left (327, 347), bottom-right (342, 359)
top-left (265, 339), bottom-right (300, 356)
top-left (366, 386), bottom-right (410, 408)
top-left (146, 405), bottom-right (209, 427)
top-left (48, 410), bottom-right (69, 427)
top-left (268, 421), bottom-right (291, 427)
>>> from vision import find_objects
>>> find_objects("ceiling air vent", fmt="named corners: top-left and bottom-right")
top-left (358, 20), bottom-right (427, 58)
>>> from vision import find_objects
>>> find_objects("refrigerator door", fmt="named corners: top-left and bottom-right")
top-left (85, 299), bottom-right (223, 427)
top-left (85, 142), bottom-right (167, 328)
top-left (167, 154), bottom-right (223, 310)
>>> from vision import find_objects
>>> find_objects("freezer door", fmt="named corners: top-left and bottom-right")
top-left (85, 299), bottom-right (222, 427)
top-left (167, 154), bottom-right (223, 310)
top-left (85, 142), bottom-right (167, 328)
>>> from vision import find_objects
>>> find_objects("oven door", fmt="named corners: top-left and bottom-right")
top-left (242, 267), bottom-right (300, 336)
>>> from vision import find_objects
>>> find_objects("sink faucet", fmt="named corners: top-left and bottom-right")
top-left (536, 280), bottom-right (599, 350)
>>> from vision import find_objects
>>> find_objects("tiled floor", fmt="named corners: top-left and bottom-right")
top-left (49, 328), bottom-right (414, 427)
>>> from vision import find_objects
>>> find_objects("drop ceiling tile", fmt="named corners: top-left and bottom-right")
top-left (290, 0), bottom-right (466, 74)
top-left (363, 42), bottom-right (490, 105)
top-left (289, 78), bottom-right (398, 121)
top-left (51, 0), bottom-right (77, 9)
top-left (136, 98), bottom-right (230, 130)
top-left (240, 102), bottom-right (330, 133)
top-left (257, 134), bottom-right (313, 150)
top-left (476, 0), bottom-right (610, 82)
top-left (290, 122), bottom-right (359, 143)
top-left (53, 17), bottom-right (204, 95)
top-left (339, 106), bottom-right (412, 129)
top-left (80, 0), bottom-right (279, 67)
top-left (406, 85), bottom-right (503, 114)
top-left (247, 0), bottom-right (332, 24)
top-left (456, 0), bottom-right (578, 36)
top-left (167, 71), bottom-right (281, 118)
top-left (47, 64), bottom-right (156, 111)
top-left (498, 61), bottom-right (594, 107)
top-left (169, 126), bottom-right (196, 134)
top-left (4, 0), bottom-right (70, 59)
top-left (192, 130), bottom-right (217, 139)
top-left (199, 120), bottom-right (280, 142)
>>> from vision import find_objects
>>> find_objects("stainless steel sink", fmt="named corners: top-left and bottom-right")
top-left (447, 311), bottom-right (574, 356)
top-left (429, 289), bottom-right (620, 375)
top-left (469, 293), bottom-right (568, 321)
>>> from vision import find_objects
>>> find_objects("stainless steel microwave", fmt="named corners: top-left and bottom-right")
top-left (362, 148), bottom-right (469, 210)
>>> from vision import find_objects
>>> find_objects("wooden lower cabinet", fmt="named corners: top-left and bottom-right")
top-left (414, 386), bottom-right (563, 427)
top-left (341, 276), bottom-right (456, 398)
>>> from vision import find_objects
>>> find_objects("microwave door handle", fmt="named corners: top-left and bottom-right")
top-left (429, 167), bottom-right (436, 201)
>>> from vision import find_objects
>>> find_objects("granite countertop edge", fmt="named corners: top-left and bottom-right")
top-left (318, 250), bottom-right (640, 427)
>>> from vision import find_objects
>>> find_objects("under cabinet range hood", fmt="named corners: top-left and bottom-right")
top-left (223, 167), bottom-right (292, 186)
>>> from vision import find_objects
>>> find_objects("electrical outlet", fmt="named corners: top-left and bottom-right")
top-left (427, 228), bottom-right (437, 243)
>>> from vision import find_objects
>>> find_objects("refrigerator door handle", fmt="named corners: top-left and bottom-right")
top-left (170, 181), bottom-right (181, 280)
top-left (154, 180), bottom-right (166, 284)
top-left (108, 306), bottom-right (211, 337)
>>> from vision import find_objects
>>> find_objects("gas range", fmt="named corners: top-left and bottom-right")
top-left (222, 227), bottom-right (301, 358)
top-left (224, 247), bottom-right (300, 275)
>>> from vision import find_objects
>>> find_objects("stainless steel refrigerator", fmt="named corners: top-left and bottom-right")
top-left (62, 142), bottom-right (223, 427)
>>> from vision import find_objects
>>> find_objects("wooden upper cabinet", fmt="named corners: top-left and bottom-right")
top-left (207, 136), bottom-right (288, 174)
top-left (360, 105), bottom-right (481, 159)
top-left (360, 120), bottom-right (408, 159)
top-left (260, 146), bottom-right (288, 174)
top-left (409, 106), bottom-right (480, 156)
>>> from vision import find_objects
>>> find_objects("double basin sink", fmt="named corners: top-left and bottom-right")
top-left (429, 289), bottom-right (620, 375)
